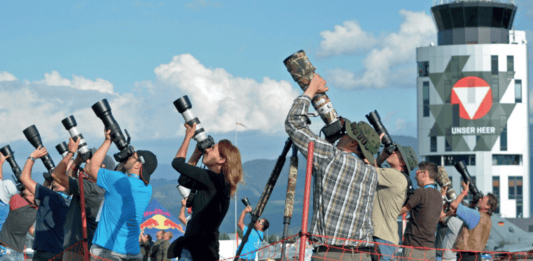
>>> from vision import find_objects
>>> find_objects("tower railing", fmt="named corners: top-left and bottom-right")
top-left (433, 0), bottom-right (515, 6)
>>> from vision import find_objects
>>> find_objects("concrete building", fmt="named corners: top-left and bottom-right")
top-left (417, 0), bottom-right (529, 218)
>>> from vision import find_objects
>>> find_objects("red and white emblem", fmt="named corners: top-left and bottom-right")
top-left (450, 76), bottom-right (493, 120)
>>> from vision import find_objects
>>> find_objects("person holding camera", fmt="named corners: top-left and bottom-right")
top-left (85, 129), bottom-right (158, 261)
top-left (236, 205), bottom-right (269, 260)
top-left (399, 161), bottom-right (442, 260)
top-left (0, 188), bottom-right (37, 261)
top-left (372, 144), bottom-right (418, 261)
top-left (139, 231), bottom-right (153, 261)
top-left (446, 181), bottom-right (498, 261)
top-left (168, 123), bottom-right (243, 261)
top-left (285, 74), bottom-right (380, 261)
top-left (19, 145), bottom-right (70, 261)
top-left (435, 202), bottom-right (463, 261)
top-left (0, 153), bottom-right (18, 232)
top-left (50, 139), bottom-right (115, 260)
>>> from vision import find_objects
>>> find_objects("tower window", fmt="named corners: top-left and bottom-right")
top-left (515, 79), bottom-right (522, 103)
top-left (423, 81), bottom-right (430, 117)
top-left (491, 55), bottom-right (498, 75)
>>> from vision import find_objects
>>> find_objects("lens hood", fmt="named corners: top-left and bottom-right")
top-left (23, 125), bottom-right (43, 148)
top-left (92, 99), bottom-right (111, 117)
top-left (0, 145), bottom-right (13, 157)
top-left (62, 116), bottom-right (77, 129)
top-left (174, 96), bottom-right (192, 113)
top-left (56, 142), bottom-right (68, 156)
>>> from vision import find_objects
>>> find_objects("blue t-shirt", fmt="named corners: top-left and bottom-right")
top-left (237, 225), bottom-right (264, 260)
top-left (0, 201), bottom-right (8, 231)
top-left (33, 183), bottom-right (69, 253)
top-left (92, 169), bottom-right (152, 255)
top-left (456, 204), bottom-right (481, 230)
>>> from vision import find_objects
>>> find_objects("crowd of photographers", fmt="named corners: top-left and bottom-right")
top-left (0, 50), bottom-right (500, 261)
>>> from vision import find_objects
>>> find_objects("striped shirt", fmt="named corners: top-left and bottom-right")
top-left (285, 95), bottom-right (378, 248)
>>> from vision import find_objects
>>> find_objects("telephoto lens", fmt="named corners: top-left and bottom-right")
top-left (22, 125), bottom-right (55, 172)
top-left (55, 142), bottom-right (69, 158)
top-left (454, 160), bottom-right (484, 203)
top-left (284, 50), bottom-right (344, 143)
top-left (92, 99), bottom-right (135, 162)
top-left (437, 166), bottom-right (457, 202)
top-left (366, 110), bottom-right (397, 154)
top-left (0, 145), bottom-right (22, 182)
top-left (174, 95), bottom-right (215, 152)
top-left (61, 115), bottom-right (92, 160)
top-left (241, 197), bottom-right (251, 207)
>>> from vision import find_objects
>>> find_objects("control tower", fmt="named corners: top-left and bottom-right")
top-left (417, 0), bottom-right (529, 217)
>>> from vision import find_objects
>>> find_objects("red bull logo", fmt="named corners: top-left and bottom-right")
top-left (140, 214), bottom-right (185, 233)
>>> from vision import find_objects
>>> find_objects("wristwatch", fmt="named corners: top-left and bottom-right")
top-left (28, 156), bottom-right (36, 162)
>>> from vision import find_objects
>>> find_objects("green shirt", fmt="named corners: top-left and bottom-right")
top-left (372, 168), bottom-right (408, 244)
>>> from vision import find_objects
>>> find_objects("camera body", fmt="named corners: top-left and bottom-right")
top-left (174, 95), bottom-right (215, 152)
top-left (61, 115), bottom-right (92, 161)
top-left (366, 110), bottom-right (397, 154)
top-left (92, 99), bottom-right (135, 162)
top-left (455, 161), bottom-right (484, 203)
top-left (284, 50), bottom-right (345, 143)
top-left (0, 145), bottom-right (25, 191)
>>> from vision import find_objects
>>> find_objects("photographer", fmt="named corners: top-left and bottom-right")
top-left (19, 146), bottom-right (69, 261)
top-left (399, 161), bottom-right (442, 260)
top-left (0, 188), bottom-right (37, 260)
top-left (435, 202), bottom-right (463, 261)
top-left (169, 123), bottom-right (243, 261)
top-left (372, 144), bottom-right (417, 261)
top-left (447, 182), bottom-right (498, 261)
top-left (236, 206), bottom-right (269, 260)
top-left (285, 74), bottom-right (380, 261)
top-left (85, 129), bottom-right (158, 260)
top-left (0, 153), bottom-right (18, 231)
top-left (50, 139), bottom-right (114, 260)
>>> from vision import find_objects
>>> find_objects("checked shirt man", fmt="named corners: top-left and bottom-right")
top-left (285, 74), bottom-right (380, 261)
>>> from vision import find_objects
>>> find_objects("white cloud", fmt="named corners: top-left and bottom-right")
top-left (0, 71), bottom-right (17, 82)
top-left (317, 21), bottom-right (377, 57)
top-left (0, 54), bottom-right (298, 145)
top-left (154, 54), bottom-right (299, 134)
top-left (322, 10), bottom-right (436, 89)
top-left (36, 71), bottom-right (114, 94)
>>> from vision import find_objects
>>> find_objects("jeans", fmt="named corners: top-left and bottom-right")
top-left (90, 244), bottom-right (142, 261)
top-left (374, 237), bottom-right (398, 261)
top-left (0, 246), bottom-right (24, 261)
top-left (178, 248), bottom-right (193, 261)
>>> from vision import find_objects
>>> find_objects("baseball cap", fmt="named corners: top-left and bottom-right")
top-left (136, 150), bottom-right (157, 185)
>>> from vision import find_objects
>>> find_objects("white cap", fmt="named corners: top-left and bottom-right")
top-left (0, 180), bottom-right (17, 204)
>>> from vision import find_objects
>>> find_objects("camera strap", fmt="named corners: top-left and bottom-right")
top-left (403, 173), bottom-right (415, 206)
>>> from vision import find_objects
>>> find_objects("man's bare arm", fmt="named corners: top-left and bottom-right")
top-left (51, 138), bottom-right (80, 192)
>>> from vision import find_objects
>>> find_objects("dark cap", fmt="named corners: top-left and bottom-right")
top-left (137, 150), bottom-right (157, 185)
top-left (345, 120), bottom-right (380, 165)
top-left (396, 144), bottom-right (418, 174)
top-left (90, 148), bottom-right (115, 171)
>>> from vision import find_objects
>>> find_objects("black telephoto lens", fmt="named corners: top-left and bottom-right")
top-left (241, 197), bottom-right (251, 207)
top-left (454, 161), bottom-right (482, 198)
top-left (22, 125), bottom-right (55, 172)
top-left (61, 116), bottom-right (77, 130)
top-left (92, 99), bottom-right (129, 151)
top-left (366, 111), bottom-right (393, 147)
top-left (0, 145), bottom-right (22, 179)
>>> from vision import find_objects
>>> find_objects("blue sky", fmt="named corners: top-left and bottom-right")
top-left (1, 0), bottom-right (532, 172)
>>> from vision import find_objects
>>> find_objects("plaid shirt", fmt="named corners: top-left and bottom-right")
top-left (285, 95), bottom-right (377, 248)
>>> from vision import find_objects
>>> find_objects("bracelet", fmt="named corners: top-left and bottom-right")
top-left (27, 156), bottom-right (36, 162)
top-left (67, 151), bottom-right (75, 155)
top-left (462, 190), bottom-right (468, 196)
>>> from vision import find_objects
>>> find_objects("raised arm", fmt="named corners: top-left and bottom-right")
top-left (85, 130), bottom-right (112, 181)
top-left (51, 137), bottom-right (79, 192)
top-left (20, 146), bottom-right (48, 195)
top-left (179, 198), bottom-right (188, 225)
top-left (0, 153), bottom-right (8, 180)
top-left (285, 74), bottom-right (336, 169)
top-left (450, 182), bottom-right (469, 212)
top-left (175, 123), bottom-right (197, 160)
top-left (238, 206), bottom-right (252, 231)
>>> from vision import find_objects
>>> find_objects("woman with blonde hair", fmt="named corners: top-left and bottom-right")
top-left (169, 123), bottom-right (243, 261)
